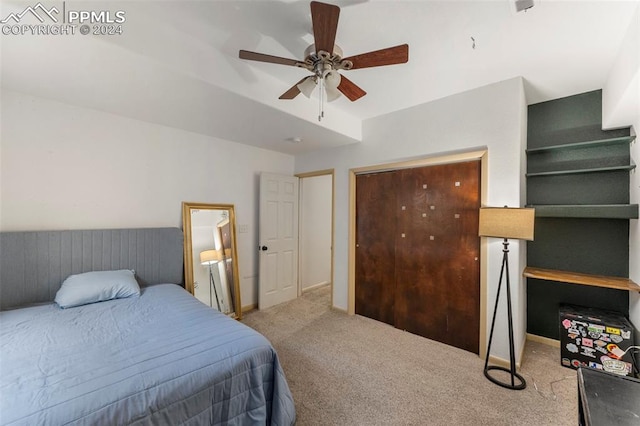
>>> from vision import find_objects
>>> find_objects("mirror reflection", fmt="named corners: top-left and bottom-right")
top-left (182, 202), bottom-right (241, 319)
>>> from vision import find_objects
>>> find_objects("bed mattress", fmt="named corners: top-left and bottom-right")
top-left (0, 284), bottom-right (295, 425)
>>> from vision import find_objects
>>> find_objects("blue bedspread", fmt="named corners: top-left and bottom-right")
top-left (0, 284), bottom-right (295, 425)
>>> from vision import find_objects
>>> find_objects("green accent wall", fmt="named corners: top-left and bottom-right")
top-left (526, 90), bottom-right (632, 340)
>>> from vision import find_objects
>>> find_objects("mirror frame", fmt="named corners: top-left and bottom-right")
top-left (182, 202), bottom-right (242, 320)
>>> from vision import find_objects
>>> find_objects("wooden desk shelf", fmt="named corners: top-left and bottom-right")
top-left (524, 267), bottom-right (640, 292)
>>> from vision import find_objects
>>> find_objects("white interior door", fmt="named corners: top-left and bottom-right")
top-left (259, 172), bottom-right (299, 309)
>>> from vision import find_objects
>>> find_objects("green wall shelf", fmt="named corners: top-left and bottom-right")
top-left (526, 164), bottom-right (636, 177)
top-left (527, 204), bottom-right (639, 219)
top-left (526, 135), bottom-right (636, 154)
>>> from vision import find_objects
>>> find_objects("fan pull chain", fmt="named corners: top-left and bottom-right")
top-left (318, 76), bottom-right (324, 122)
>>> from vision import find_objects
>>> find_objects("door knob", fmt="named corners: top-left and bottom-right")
top-left (260, 245), bottom-right (268, 251)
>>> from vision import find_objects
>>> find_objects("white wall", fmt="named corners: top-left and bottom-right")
top-left (602, 4), bottom-right (640, 341)
top-left (295, 77), bottom-right (528, 362)
top-left (299, 174), bottom-right (332, 291)
top-left (0, 89), bottom-right (295, 308)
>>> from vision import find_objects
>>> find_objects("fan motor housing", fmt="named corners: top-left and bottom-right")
top-left (300, 44), bottom-right (353, 72)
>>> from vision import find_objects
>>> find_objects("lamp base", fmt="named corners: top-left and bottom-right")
top-left (484, 366), bottom-right (526, 390)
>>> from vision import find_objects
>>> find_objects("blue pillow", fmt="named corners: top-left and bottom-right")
top-left (55, 269), bottom-right (140, 308)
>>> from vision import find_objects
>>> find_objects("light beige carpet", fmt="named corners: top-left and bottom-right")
top-left (243, 285), bottom-right (577, 426)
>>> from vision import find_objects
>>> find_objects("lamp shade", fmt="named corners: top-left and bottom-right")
top-left (200, 249), bottom-right (221, 265)
top-left (323, 70), bottom-right (342, 102)
top-left (297, 76), bottom-right (317, 98)
top-left (478, 207), bottom-right (535, 240)
top-left (323, 70), bottom-right (341, 89)
top-left (325, 86), bottom-right (341, 102)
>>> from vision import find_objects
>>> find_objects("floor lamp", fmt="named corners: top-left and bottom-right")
top-left (200, 249), bottom-right (222, 311)
top-left (479, 207), bottom-right (535, 390)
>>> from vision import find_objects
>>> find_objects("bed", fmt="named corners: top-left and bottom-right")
top-left (0, 228), bottom-right (296, 425)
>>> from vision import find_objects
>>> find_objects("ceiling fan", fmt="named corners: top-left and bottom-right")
top-left (238, 1), bottom-right (409, 120)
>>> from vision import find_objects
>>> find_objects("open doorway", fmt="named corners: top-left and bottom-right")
top-left (298, 170), bottom-right (334, 308)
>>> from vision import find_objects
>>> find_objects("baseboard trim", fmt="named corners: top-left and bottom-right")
top-left (485, 335), bottom-right (528, 370)
top-left (487, 334), bottom-right (560, 368)
top-left (241, 303), bottom-right (257, 314)
top-left (488, 354), bottom-right (522, 370)
top-left (301, 281), bottom-right (331, 292)
top-left (527, 333), bottom-right (560, 348)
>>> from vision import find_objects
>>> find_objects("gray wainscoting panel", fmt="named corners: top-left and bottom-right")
top-left (0, 228), bottom-right (183, 310)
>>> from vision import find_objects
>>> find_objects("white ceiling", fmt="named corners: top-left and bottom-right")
top-left (2, 0), bottom-right (638, 155)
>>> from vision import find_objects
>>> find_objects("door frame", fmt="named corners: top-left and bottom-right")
top-left (295, 169), bottom-right (335, 307)
top-left (348, 150), bottom-right (488, 359)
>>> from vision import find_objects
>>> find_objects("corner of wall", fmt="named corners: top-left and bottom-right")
top-left (602, 4), bottom-right (639, 130)
top-left (601, 3), bottom-right (640, 340)
top-left (517, 76), bottom-right (529, 364)
top-left (628, 126), bottom-right (640, 343)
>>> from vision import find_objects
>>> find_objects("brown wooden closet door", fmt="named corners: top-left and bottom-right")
top-left (441, 161), bottom-right (480, 353)
top-left (394, 161), bottom-right (481, 353)
top-left (355, 172), bottom-right (397, 325)
top-left (355, 161), bottom-right (481, 354)
top-left (394, 165), bottom-right (448, 344)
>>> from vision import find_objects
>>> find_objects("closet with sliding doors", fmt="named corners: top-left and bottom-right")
top-left (355, 160), bottom-right (481, 354)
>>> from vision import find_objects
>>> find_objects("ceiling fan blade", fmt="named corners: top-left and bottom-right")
top-left (279, 77), bottom-right (309, 100)
top-left (239, 50), bottom-right (301, 67)
top-left (343, 44), bottom-right (409, 69)
top-left (337, 74), bottom-right (366, 102)
top-left (310, 1), bottom-right (340, 54)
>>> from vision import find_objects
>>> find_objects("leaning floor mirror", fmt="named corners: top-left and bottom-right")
top-left (182, 202), bottom-right (242, 319)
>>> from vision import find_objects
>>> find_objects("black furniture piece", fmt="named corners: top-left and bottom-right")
top-left (578, 367), bottom-right (640, 426)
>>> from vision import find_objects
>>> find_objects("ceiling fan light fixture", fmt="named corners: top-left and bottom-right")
top-left (323, 69), bottom-right (341, 89)
top-left (323, 69), bottom-right (342, 102)
top-left (297, 76), bottom-right (317, 98)
top-left (238, 1), bottom-right (409, 119)
top-left (325, 86), bottom-right (341, 102)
